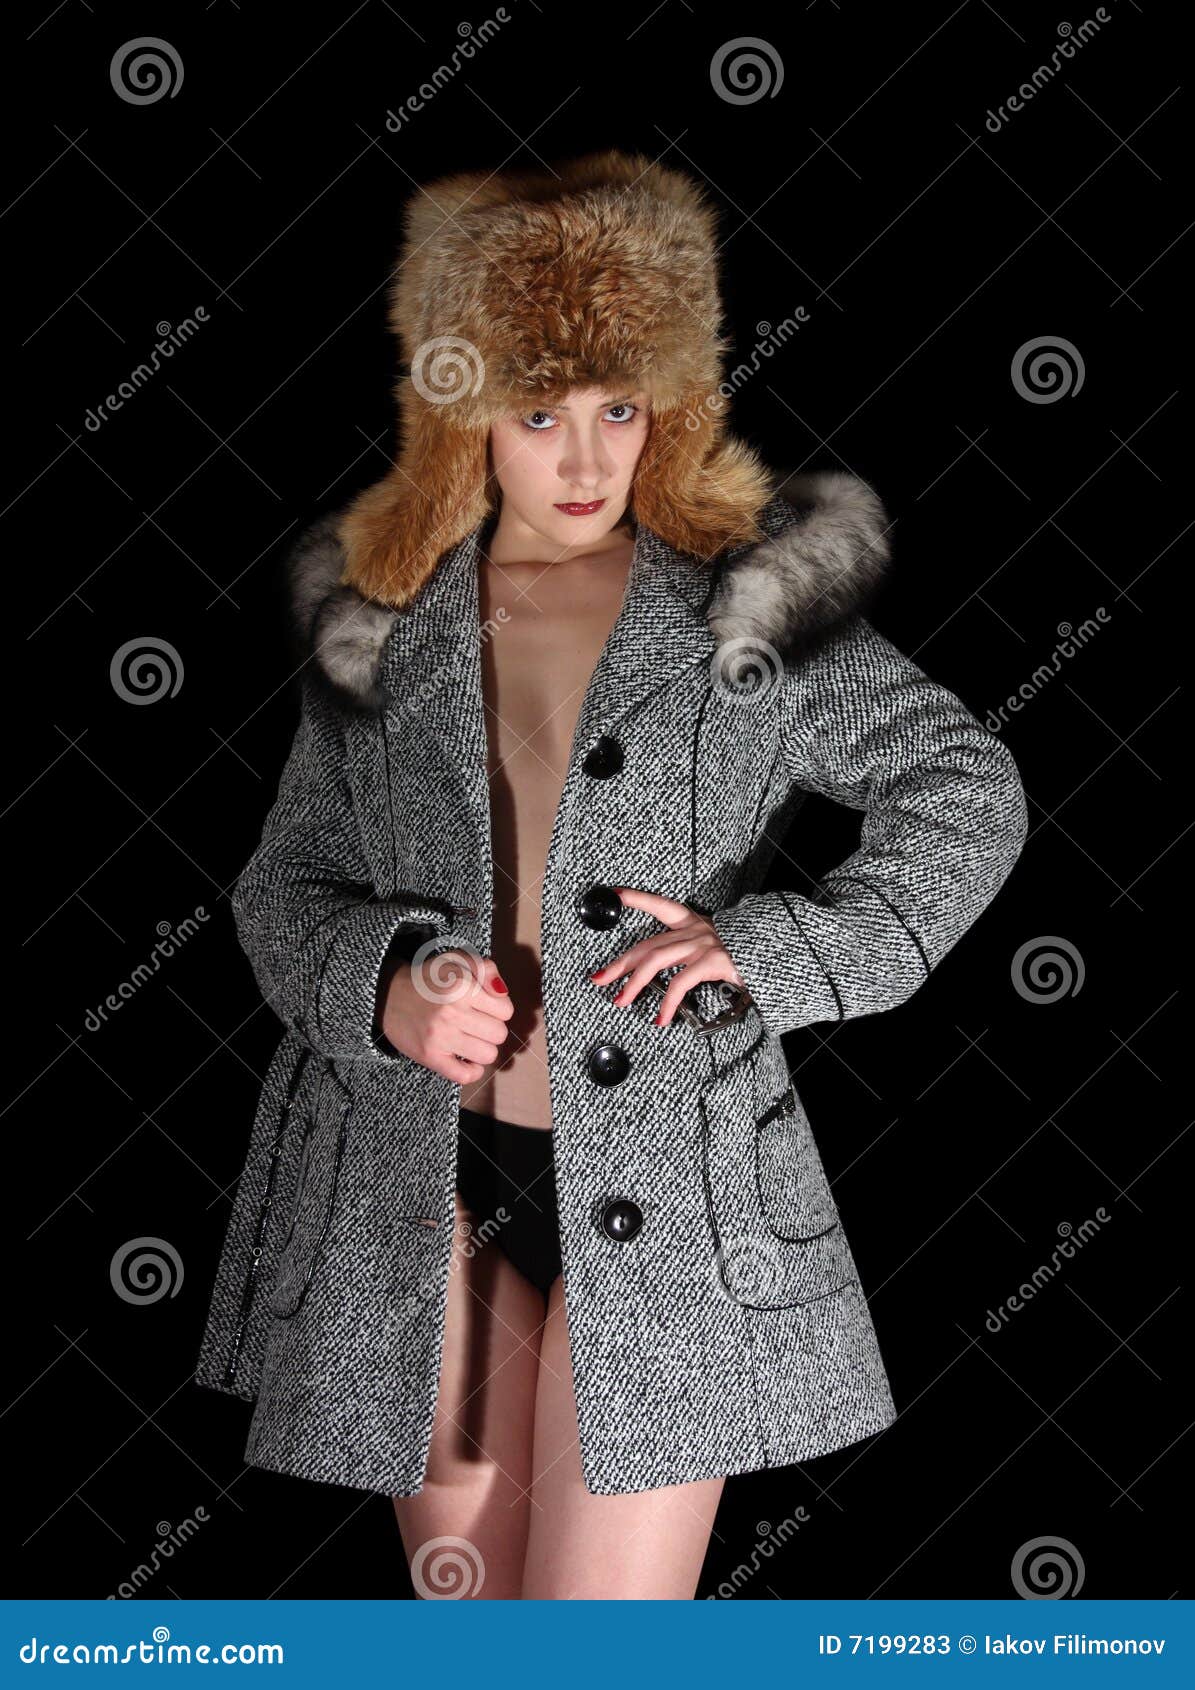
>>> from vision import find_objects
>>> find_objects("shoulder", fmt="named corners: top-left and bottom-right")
top-left (283, 510), bottom-right (397, 713)
top-left (705, 469), bottom-right (894, 668)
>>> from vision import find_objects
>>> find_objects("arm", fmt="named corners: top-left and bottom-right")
top-left (709, 615), bottom-right (1027, 1037)
top-left (232, 669), bottom-right (475, 1063)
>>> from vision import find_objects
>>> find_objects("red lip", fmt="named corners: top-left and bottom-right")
top-left (554, 498), bottom-right (606, 515)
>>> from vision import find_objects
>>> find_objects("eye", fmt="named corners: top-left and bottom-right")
top-left (520, 409), bottom-right (556, 431)
top-left (605, 402), bottom-right (640, 423)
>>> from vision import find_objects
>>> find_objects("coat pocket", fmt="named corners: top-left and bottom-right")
top-left (699, 1041), bottom-right (855, 1309)
top-left (268, 1060), bottom-right (353, 1319)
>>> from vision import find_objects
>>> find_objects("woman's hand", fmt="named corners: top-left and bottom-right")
top-left (588, 888), bottom-right (748, 1027)
top-left (379, 951), bottom-right (514, 1083)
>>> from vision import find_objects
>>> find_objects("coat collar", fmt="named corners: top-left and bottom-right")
top-left (289, 469), bottom-right (893, 716)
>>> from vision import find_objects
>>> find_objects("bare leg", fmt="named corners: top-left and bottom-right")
top-left (520, 1274), bottom-right (726, 1599)
top-left (392, 1192), bottom-right (547, 1599)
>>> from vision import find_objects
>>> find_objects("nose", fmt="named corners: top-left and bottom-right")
top-left (557, 424), bottom-right (615, 495)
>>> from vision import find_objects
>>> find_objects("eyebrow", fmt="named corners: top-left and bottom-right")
top-left (543, 393), bottom-right (638, 412)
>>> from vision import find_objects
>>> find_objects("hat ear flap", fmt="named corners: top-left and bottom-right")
top-left (336, 403), bottom-right (491, 606)
top-left (630, 401), bottom-right (773, 561)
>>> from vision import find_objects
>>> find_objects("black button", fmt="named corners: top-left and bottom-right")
top-left (578, 883), bottom-right (623, 930)
top-left (583, 735), bottom-right (624, 778)
top-left (586, 1043), bottom-right (630, 1086)
top-left (601, 1199), bottom-right (643, 1242)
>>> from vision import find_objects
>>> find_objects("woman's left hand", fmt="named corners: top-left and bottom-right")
top-left (587, 888), bottom-right (748, 1027)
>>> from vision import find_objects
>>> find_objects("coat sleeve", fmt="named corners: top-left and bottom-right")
top-left (708, 615), bottom-right (1028, 1038)
top-left (232, 670), bottom-right (475, 1064)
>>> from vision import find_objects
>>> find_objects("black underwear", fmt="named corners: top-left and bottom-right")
top-left (455, 1105), bottom-right (562, 1296)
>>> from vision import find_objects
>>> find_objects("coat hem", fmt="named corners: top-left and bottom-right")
top-left (236, 1401), bottom-right (900, 1500)
top-left (579, 1401), bottom-right (899, 1496)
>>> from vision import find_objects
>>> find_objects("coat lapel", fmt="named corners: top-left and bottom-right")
top-left (296, 470), bottom-right (894, 870)
top-left (376, 514), bottom-right (720, 851)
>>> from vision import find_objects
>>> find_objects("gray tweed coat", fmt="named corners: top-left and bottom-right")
top-left (194, 470), bottom-right (1027, 1497)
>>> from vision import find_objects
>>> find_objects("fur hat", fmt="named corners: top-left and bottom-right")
top-left (335, 147), bottom-right (781, 606)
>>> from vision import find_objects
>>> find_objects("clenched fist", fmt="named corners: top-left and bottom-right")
top-left (377, 948), bottom-right (514, 1083)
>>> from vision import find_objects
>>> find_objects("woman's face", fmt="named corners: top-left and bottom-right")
top-left (488, 384), bottom-right (650, 550)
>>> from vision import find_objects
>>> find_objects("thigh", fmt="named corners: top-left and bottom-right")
top-left (521, 1275), bottom-right (726, 1600)
top-left (392, 1190), bottom-right (547, 1599)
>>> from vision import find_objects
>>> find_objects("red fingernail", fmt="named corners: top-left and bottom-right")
top-left (653, 1014), bottom-right (664, 1026)
top-left (492, 976), bottom-right (508, 993)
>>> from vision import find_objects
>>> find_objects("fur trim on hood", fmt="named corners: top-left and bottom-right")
top-left (288, 468), bottom-right (893, 713)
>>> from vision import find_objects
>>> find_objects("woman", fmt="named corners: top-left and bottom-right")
top-left (195, 149), bottom-right (1028, 1600)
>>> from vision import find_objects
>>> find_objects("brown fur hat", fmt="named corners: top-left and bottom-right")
top-left (336, 147), bottom-right (779, 606)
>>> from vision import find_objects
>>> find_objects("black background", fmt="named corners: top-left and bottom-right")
top-left (6, 0), bottom-right (1188, 1600)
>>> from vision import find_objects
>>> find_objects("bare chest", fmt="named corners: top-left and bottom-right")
top-left (479, 554), bottom-right (632, 784)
